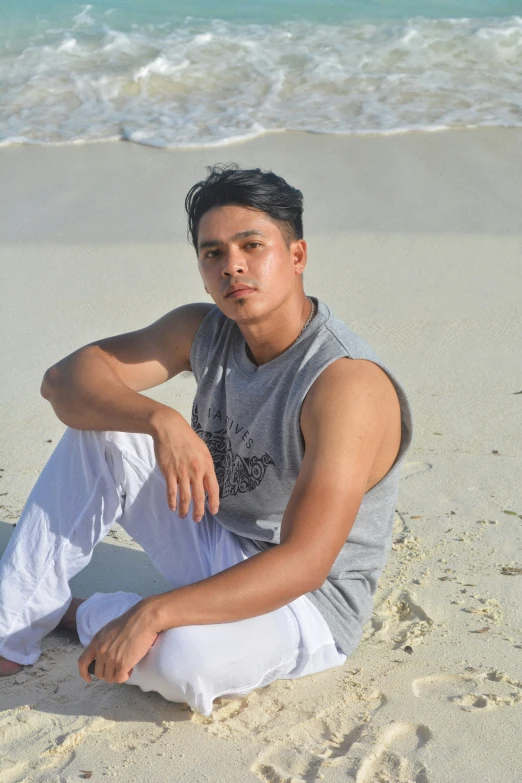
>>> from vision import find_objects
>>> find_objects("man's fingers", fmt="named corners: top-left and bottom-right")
top-left (99, 661), bottom-right (116, 683)
top-left (162, 454), bottom-right (219, 520)
top-left (78, 647), bottom-right (95, 683)
top-left (191, 482), bottom-right (206, 522)
top-left (115, 667), bottom-right (133, 684)
top-left (177, 476), bottom-right (192, 519)
top-left (166, 475), bottom-right (178, 512)
top-left (204, 472), bottom-right (220, 516)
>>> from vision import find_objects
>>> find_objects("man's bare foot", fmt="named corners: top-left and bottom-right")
top-left (58, 597), bottom-right (86, 634)
top-left (0, 656), bottom-right (23, 676)
top-left (0, 599), bottom-right (86, 677)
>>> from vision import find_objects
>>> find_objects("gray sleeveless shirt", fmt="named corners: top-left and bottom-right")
top-left (189, 299), bottom-right (413, 655)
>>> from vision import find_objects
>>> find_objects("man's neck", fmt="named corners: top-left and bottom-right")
top-left (240, 295), bottom-right (315, 366)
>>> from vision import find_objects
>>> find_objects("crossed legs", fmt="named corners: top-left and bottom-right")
top-left (0, 428), bottom-right (344, 713)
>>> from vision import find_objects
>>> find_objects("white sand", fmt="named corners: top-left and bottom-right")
top-left (1, 129), bottom-right (521, 783)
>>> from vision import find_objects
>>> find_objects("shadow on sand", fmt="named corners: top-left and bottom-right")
top-left (0, 520), bottom-right (192, 724)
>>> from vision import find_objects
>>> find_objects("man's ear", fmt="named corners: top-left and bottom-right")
top-left (292, 239), bottom-right (307, 275)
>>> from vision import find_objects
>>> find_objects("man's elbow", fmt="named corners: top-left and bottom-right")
top-left (307, 569), bottom-right (330, 593)
top-left (280, 543), bottom-right (332, 593)
top-left (40, 365), bottom-right (61, 400)
top-left (297, 559), bottom-right (331, 593)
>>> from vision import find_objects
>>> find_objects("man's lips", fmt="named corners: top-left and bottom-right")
top-left (225, 286), bottom-right (256, 299)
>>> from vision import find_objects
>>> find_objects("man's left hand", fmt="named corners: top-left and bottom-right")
top-left (78, 602), bottom-right (159, 684)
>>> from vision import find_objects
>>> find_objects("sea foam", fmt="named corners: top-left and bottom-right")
top-left (1, 10), bottom-right (521, 147)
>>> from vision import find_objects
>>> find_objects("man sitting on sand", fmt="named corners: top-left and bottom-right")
top-left (0, 165), bottom-right (412, 715)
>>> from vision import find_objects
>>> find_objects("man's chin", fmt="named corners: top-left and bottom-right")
top-left (219, 298), bottom-right (265, 323)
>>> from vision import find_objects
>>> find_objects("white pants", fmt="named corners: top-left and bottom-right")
top-left (0, 428), bottom-right (345, 715)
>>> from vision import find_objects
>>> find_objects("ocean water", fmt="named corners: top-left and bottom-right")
top-left (1, 1), bottom-right (521, 147)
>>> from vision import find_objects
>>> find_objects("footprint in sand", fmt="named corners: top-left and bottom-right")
top-left (251, 689), bottom-right (387, 783)
top-left (0, 698), bottom-right (114, 781)
top-left (355, 721), bottom-right (432, 783)
top-left (0, 707), bottom-right (80, 781)
top-left (367, 591), bottom-right (433, 649)
top-left (192, 689), bottom-right (287, 740)
top-left (412, 670), bottom-right (522, 712)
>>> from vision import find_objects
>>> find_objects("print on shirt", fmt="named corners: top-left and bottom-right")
top-left (192, 404), bottom-right (275, 498)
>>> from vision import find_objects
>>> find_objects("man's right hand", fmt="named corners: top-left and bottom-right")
top-left (151, 410), bottom-right (220, 522)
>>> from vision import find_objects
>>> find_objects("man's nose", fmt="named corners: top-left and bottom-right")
top-left (221, 247), bottom-right (246, 276)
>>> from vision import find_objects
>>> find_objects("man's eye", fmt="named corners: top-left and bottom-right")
top-left (247, 242), bottom-right (261, 248)
top-left (205, 250), bottom-right (220, 259)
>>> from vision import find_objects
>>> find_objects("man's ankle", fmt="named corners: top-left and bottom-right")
top-left (57, 597), bottom-right (86, 634)
top-left (0, 656), bottom-right (23, 676)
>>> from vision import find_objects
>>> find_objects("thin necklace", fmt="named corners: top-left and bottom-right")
top-left (295, 296), bottom-right (315, 341)
top-left (246, 296), bottom-right (316, 362)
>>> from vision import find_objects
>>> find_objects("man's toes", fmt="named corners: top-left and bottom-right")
top-left (0, 656), bottom-right (23, 676)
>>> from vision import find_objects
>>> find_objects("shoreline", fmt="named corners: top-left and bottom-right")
top-left (2, 121), bottom-right (516, 151)
top-left (1, 126), bottom-right (521, 782)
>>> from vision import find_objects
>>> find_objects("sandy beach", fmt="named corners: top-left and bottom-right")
top-left (1, 128), bottom-right (521, 782)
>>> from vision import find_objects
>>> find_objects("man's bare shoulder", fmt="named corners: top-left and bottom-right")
top-left (300, 358), bottom-right (401, 490)
top-left (153, 302), bottom-right (215, 334)
top-left (304, 357), bottom-right (399, 410)
top-left (126, 301), bottom-right (215, 350)
top-left (136, 301), bottom-right (217, 372)
top-left (78, 302), bottom-right (216, 392)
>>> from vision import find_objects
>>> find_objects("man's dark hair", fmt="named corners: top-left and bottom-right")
top-left (185, 164), bottom-right (304, 249)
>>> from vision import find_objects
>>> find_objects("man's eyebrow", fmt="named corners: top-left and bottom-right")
top-left (198, 229), bottom-right (264, 251)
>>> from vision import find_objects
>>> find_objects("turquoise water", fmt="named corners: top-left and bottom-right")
top-left (4, 0), bottom-right (520, 27)
top-left (1, 1), bottom-right (521, 146)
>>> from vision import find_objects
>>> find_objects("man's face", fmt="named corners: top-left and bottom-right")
top-left (196, 204), bottom-right (306, 323)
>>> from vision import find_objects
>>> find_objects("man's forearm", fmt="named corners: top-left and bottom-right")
top-left (41, 349), bottom-right (176, 435)
top-left (143, 542), bottom-right (325, 633)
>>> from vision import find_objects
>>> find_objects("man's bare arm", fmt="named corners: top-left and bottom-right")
top-left (41, 303), bottom-right (212, 428)
top-left (78, 358), bottom-right (400, 684)
top-left (41, 303), bottom-right (219, 520)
